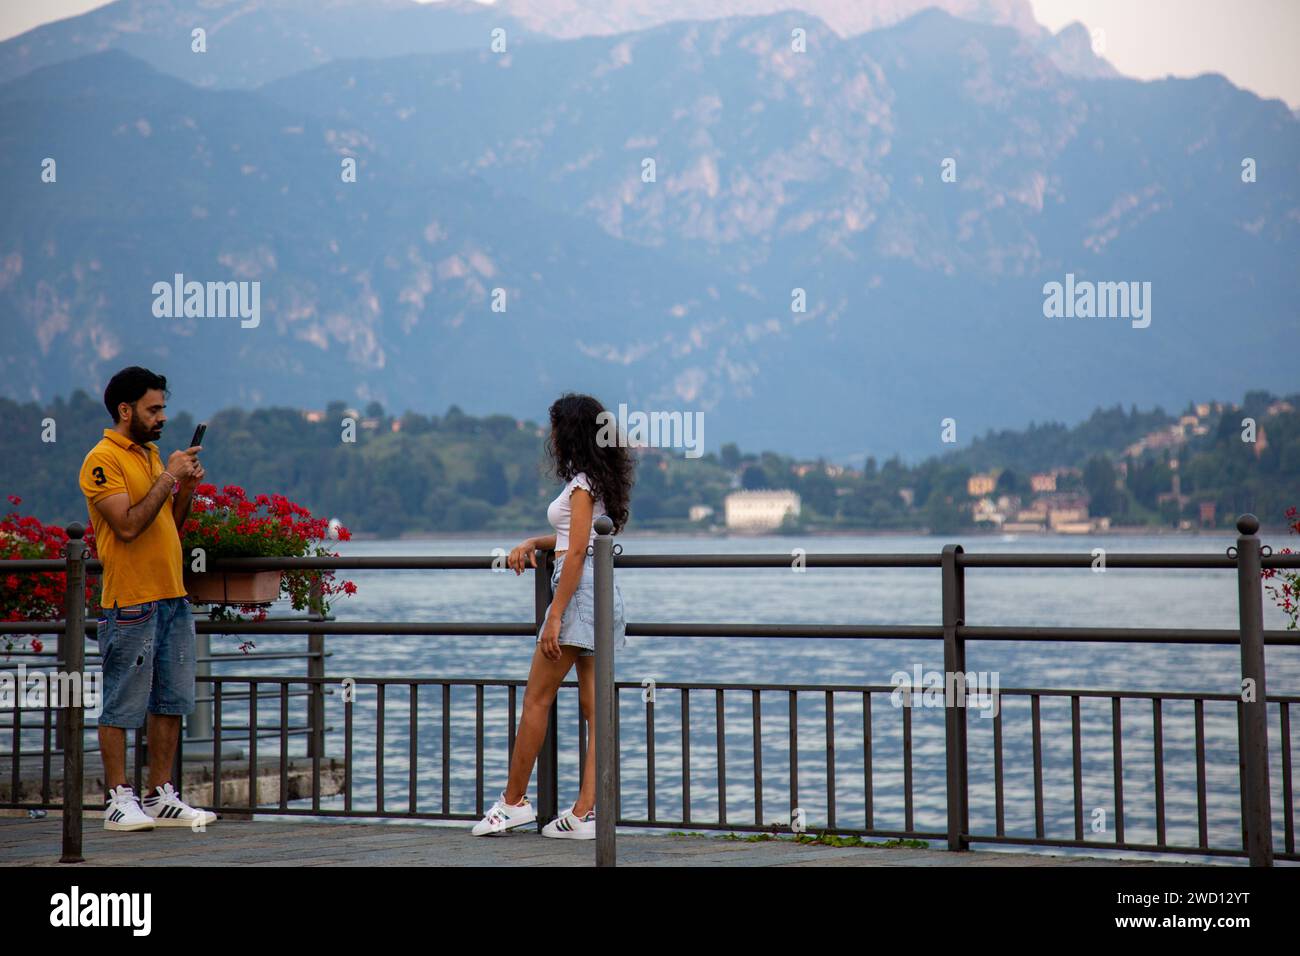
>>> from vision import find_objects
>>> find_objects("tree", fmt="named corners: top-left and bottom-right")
top-left (1083, 455), bottom-right (1124, 517)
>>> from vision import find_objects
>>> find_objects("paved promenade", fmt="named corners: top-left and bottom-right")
top-left (0, 815), bottom-right (1204, 867)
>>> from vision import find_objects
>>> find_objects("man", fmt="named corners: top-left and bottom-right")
top-left (78, 366), bottom-right (218, 831)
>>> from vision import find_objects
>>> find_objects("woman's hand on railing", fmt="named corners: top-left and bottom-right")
top-left (507, 538), bottom-right (539, 575)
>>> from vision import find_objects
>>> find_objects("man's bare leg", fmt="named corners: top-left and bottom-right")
top-left (145, 713), bottom-right (181, 792)
top-left (99, 725), bottom-right (127, 791)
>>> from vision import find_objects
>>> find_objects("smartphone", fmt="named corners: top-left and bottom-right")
top-left (190, 423), bottom-right (207, 449)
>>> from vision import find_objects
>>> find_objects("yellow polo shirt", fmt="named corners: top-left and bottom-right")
top-left (79, 428), bottom-right (186, 609)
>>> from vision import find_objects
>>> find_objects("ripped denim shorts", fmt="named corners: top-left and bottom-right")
top-left (537, 550), bottom-right (627, 657)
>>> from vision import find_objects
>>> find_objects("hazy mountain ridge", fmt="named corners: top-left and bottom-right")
top-left (1, 7), bottom-right (1297, 463)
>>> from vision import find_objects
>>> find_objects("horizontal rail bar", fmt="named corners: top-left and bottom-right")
top-left (9, 621), bottom-right (1294, 644)
top-left (3, 551), bottom-right (1297, 575)
top-left (172, 674), bottom-right (1300, 703)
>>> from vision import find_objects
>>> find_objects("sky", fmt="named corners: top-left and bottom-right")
top-left (1, 0), bottom-right (1297, 108)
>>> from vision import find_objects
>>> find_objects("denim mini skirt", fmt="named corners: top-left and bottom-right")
top-left (537, 550), bottom-right (627, 657)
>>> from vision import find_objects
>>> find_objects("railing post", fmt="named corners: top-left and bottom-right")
top-left (592, 516), bottom-right (617, 866)
top-left (60, 522), bottom-right (87, 864)
top-left (941, 543), bottom-right (969, 852)
top-left (534, 547), bottom-right (558, 831)
top-left (306, 574), bottom-right (325, 759)
top-left (1234, 514), bottom-right (1273, 867)
top-left (189, 628), bottom-right (211, 742)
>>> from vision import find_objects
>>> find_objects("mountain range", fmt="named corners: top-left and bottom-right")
top-left (1, 0), bottom-right (1296, 463)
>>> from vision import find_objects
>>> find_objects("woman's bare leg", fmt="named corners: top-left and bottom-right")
top-left (572, 655), bottom-right (597, 816)
top-left (503, 643), bottom-right (582, 805)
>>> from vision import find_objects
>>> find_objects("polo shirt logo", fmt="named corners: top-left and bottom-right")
top-left (92, 466), bottom-right (107, 485)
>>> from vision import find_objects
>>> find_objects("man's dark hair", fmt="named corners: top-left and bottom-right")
top-left (103, 366), bottom-right (168, 422)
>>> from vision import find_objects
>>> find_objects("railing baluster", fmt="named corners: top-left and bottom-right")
top-left (1031, 694), bottom-right (1043, 839)
top-left (508, 684), bottom-right (517, 761)
top-left (440, 683), bottom-right (449, 816)
top-left (863, 691), bottom-right (873, 832)
top-left (279, 681), bottom-right (289, 811)
top-left (993, 704), bottom-right (1004, 837)
top-left (10, 705), bottom-right (19, 808)
top-left (1153, 698), bottom-right (1166, 847)
top-left (409, 684), bottom-right (418, 815)
top-left (1195, 698), bottom-right (1208, 848)
top-left (41, 704), bottom-right (52, 806)
top-left (1071, 695), bottom-right (1083, 841)
top-left (213, 681), bottom-right (223, 811)
top-left (1282, 702), bottom-right (1294, 855)
top-left (1111, 697), bottom-right (1123, 845)
top-left (645, 686), bottom-right (657, 823)
top-left (902, 700), bottom-right (913, 833)
top-left (614, 685), bottom-right (622, 823)
top-left (376, 682), bottom-right (385, 813)
top-left (680, 689), bottom-right (689, 824)
top-left (1237, 700), bottom-right (1248, 851)
top-left (825, 690), bottom-right (835, 831)
top-left (345, 681), bottom-right (354, 814)
top-left (715, 688), bottom-right (726, 827)
top-left (248, 680), bottom-right (258, 811)
top-left (790, 690), bottom-right (800, 827)
top-left (753, 689), bottom-right (764, 827)
top-left (474, 683), bottom-right (484, 817)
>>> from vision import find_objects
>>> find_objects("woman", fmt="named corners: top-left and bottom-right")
top-left (471, 392), bottom-right (634, 840)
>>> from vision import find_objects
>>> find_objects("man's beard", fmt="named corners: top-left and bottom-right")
top-left (128, 418), bottom-right (161, 445)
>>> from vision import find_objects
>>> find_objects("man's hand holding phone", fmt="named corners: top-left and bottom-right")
top-left (165, 422), bottom-right (207, 487)
top-left (165, 447), bottom-right (203, 484)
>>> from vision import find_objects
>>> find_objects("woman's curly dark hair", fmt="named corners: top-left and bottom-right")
top-left (545, 393), bottom-right (635, 535)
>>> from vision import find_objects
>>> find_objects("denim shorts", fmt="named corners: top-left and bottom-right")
top-left (96, 596), bottom-right (197, 728)
top-left (537, 551), bottom-right (627, 657)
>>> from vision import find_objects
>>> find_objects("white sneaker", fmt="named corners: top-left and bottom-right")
top-left (542, 804), bottom-right (596, 839)
top-left (104, 784), bottom-right (155, 832)
top-left (471, 791), bottom-right (537, 835)
top-left (142, 782), bottom-right (218, 828)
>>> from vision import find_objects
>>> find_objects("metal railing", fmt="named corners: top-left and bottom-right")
top-left (2, 514), bottom-right (1298, 867)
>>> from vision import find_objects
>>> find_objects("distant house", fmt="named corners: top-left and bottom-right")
top-left (1048, 507), bottom-right (1089, 531)
top-left (967, 472), bottom-right (998, 497)
top-left (972, 498), bottom-right (1003, 527)
top-left (1199, 501), bottom-right (1217, 527)
top-left (724, 489), bottom-right (800, 531)
top-left (689, 505), bottom-right (714, 523)
top-left (1030, 472), bottom-right (1056, 493)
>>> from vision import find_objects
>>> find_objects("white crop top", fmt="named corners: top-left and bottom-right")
top-left (547, 472), bottom-right (608, 552)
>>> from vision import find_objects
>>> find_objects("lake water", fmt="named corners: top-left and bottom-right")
top-left (198, 531), bottom-right (1299, 862)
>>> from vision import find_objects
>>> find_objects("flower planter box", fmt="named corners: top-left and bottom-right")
top-left (184, 570), bottom-right (283, 606)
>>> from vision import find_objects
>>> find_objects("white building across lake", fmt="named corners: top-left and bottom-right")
top-left (724, 489), bottom-right (801, 531)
